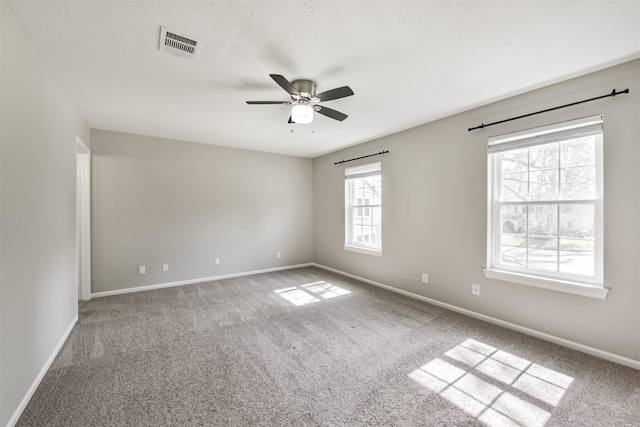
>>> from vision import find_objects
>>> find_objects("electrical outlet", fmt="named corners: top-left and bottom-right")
top-left (162, 263), bottom-right (169, 272)
top-left (472, 283), bottom-right (481, 296)
top-left (214, 258), bottom-right (220, 265)
top-left (277, 251), bottom-right (281, 258)
top-left (421, 273), bottom-right (428, 284)
top-left (138, 265), bottom-right (146, 275)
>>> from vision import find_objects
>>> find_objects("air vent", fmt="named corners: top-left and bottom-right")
top-left (159, 27), bottom-right (201, 58)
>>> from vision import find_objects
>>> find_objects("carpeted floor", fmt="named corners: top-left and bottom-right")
top-left (17, 267), bottom-right (640, 426)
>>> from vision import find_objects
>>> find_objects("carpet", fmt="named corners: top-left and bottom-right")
top-left (17, 267), bottom-right (640, 426)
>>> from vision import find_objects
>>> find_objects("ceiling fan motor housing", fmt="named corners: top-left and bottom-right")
top-left (292, 80), bottom-right (317, 100)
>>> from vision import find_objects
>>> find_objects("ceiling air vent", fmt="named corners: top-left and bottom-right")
top-left (159, 27), bottom-right (201, 58)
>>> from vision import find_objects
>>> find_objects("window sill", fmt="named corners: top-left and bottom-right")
top-left (344, 244), bottom-right (382, 257)
top-left (483, 268), bottom-right (609, 300)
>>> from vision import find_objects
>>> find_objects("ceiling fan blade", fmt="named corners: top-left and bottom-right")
top-left (270, 74), bottom-right (299, 96)
top-left (316, 86), bottom-right (354, 102)
top-left (316, 105), bottom-right (348, 121)
top-left (246, 101), bottom-right (289, 104)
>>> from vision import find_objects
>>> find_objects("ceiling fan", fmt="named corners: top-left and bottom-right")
top-left (246, 74), bottom-right (354, 124)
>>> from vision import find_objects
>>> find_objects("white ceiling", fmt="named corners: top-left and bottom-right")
top-left (8, 0), bottom-right (640, 158)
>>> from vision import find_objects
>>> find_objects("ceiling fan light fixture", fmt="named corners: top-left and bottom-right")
top-left (246, 74), bottom-right (353, 124)
top-left (291, 104), bottom-right (314, 124)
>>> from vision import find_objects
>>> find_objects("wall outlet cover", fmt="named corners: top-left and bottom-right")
top-left (472, 283), bottom-right (481, 296)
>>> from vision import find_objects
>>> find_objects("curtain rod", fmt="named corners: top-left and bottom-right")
top-left (468, 88), bottom-right (629, 132)
top-left (334, 150), bottom-right (389, 165)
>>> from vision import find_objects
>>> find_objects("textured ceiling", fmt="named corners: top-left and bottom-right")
top-left (8, 0), bottom-right (640, 157)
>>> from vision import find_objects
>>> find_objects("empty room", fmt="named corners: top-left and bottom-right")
top-left (2, 1), bottom-right (640, 426)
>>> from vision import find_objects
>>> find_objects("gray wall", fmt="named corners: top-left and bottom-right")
top-left (314, 59), bottom-right (640, 361)
top-left (90, 130), bottom-right (313, 293)
top-left (0, 3), bottom-right (90, 425)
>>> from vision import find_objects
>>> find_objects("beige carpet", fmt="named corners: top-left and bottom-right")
top-left (17, 267), bottom-right (640, 426)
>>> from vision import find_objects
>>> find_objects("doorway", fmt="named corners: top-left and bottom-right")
top-left (76, 137), bottom-right (91, 300)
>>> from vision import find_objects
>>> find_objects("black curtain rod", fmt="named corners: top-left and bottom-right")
top-left (468, 88), bottom-right (630, 132)
top-left (334, 150), bottom-right (389, 165)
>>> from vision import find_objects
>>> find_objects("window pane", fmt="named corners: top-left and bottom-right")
top-left (559, 204), bottom-right (595, 276)
top-left (529, 142), bottom-right (559, 201)
top-left (528, 205), bottom-right (558, 271)
top-left (530, 169), bottom-right (559, 201)
top-left (357, 220), bottom-right (364, 243)
top-left (362, 225), bottom-right (372, 243)
top-left (372, 206), bottom-right (382, 246)
top-left (370, 176), bottom-right (382, 205)
top-left (529, 143), bottom-right (558, 170)
top-left (561, 136), bottom-right (595, 168)
top-left (502, 172), bottom-right (528, 202)
top-left (559, 204), bottom-right (594, 239)
top-left (502, 148), bottom-right (529, 174)
top-left (359, 177), bottom-right (373, 206)
top-left (500, 205), bottom-right (527, 267)
top-left (355, 180), bottom-right (365, 201)
top-left (352, 208), bottom-right (362, 243)
top-left (560, 136), bottom-right (596, 200)
top-left (561, 166), bottom-right (595, 200)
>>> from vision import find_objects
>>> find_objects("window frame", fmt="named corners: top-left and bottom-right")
top-left (485, 115), bottom-right (608, 299)
top-left (344, 161), bottom-right (382, 257)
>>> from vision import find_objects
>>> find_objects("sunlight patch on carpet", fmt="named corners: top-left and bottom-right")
top-left (409, 338), bottom-right (574, 427)
top-left (274, 287), bottom-right (320, 306)
top-left (275, 281), bottom-right (351, 306)
top-left (302, 281), bottom-right (351, 299)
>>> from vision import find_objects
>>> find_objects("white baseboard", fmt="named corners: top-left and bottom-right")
top-left (312, 263), bottom-right (640, 371)
top-left (6, 314), bottom-right (78, 427)
top-left (91, 263), bottom-right (314, 298)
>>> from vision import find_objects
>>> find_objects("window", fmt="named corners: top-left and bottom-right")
top-left (486, 115), bottom-right (607, 299)
top-left (345, 161), bottom-right (382, 256)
